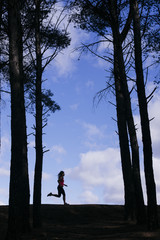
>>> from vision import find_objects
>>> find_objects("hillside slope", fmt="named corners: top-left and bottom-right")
top-left (1, 204), bottom-right (160, 239)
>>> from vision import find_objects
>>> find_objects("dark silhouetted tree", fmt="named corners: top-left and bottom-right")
top-left (69, 0), bottom-right (145, 222)
top-left (131, 0), bottom-right (158, 229)
top-left (6, 0), bottom-right (30, 239)
top-left (24, 0), bottom-right (70, 228)
top-left (108, 0), bottom-right (146, 223)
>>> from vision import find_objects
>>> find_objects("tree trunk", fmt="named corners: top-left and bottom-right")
top-left (115, 41), bottom-right (146, 223)
top-left (131, 0), bottom-right (158, 229)
top-left (109, 0), bottom-right (134, 220)
top-left (6, 0), bottom-right (30, 239)
top-left (109, 0), bottom-right (145, 222)
top-left (114, 55), bottom-right (134, 220)
top-left (33, 0), bottom-right (43, 228)
top-left (114, 23), bottom-right (146, 225)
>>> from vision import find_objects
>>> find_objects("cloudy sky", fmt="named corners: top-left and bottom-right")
top-left (1, 4), bottom-right (160, 206)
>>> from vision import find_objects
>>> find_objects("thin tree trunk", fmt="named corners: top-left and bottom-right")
top-left (6, 0), bottom-right (30, 239)
top-left (114, 56), bottom-right (134, 220)
top-left (109, 0), bottom-right (134, 220)
top-left (131, 0), bottom-right (158, 230)
top-left (33, 0), bottom-right (43, 228)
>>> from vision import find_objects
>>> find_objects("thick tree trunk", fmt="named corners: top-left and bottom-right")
top-left (117, 48), bottom-right (146, 223)
top-left (131, 0), bottom-right (158, 230)
top-left (114, 28), bottom-right (146, 225)
top-left (6, 0), bottom-right (30, 239)
top-left (109, 0), bottom-right (145, 222)
top-left (33, 0), bottom-right (43, 228)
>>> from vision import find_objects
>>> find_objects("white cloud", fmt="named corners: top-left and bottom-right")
top-left (42, 1), bottom-right (92, 78)
top-left (84, 123), bottom-right (103, 139)
top-left (51, 145), bottom-right (66, 154)
top-left (49, 23), bottom-right (90, 78)
top-left (104, 190), bottom-right (124, 204)
top-left (44, 2), bottom-right (112, 80)
top-left (68, 148), bottom-right (124, 204)
top-left (81, 122), bottom-right (106, 140)
top-left (77, 148), bottom-right (122, 186)
top-left (80, 190), bottom-right (99, 204)
top-left (49, 144), bottom-right (66, 163)
top-left (67, 147), bottom-right (160, 204)
top-left (82, 141), bottom-right (105, 150)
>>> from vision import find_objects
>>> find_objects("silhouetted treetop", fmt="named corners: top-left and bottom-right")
top-left (70, 0), bottom-right (132, 35)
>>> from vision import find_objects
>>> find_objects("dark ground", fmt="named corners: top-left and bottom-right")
top-left (1, 204), bottom-right (160, 240)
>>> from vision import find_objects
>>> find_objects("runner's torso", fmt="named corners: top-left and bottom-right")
top-left (58, 176), bottom-right (64, 187)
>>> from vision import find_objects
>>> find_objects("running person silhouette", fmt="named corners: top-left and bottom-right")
top-left (47, 171), bottom-right (68, 205)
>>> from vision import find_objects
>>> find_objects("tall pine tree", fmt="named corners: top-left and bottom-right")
top-left (69, 0), bottom-right (145, 222)
top-left (24, 0), bottom-right (70, 227)
top-left (6, 0), bottom-right (30, 239)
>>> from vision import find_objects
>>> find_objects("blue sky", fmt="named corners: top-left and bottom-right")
top-left (1, 5), bottom-right (160, 206)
